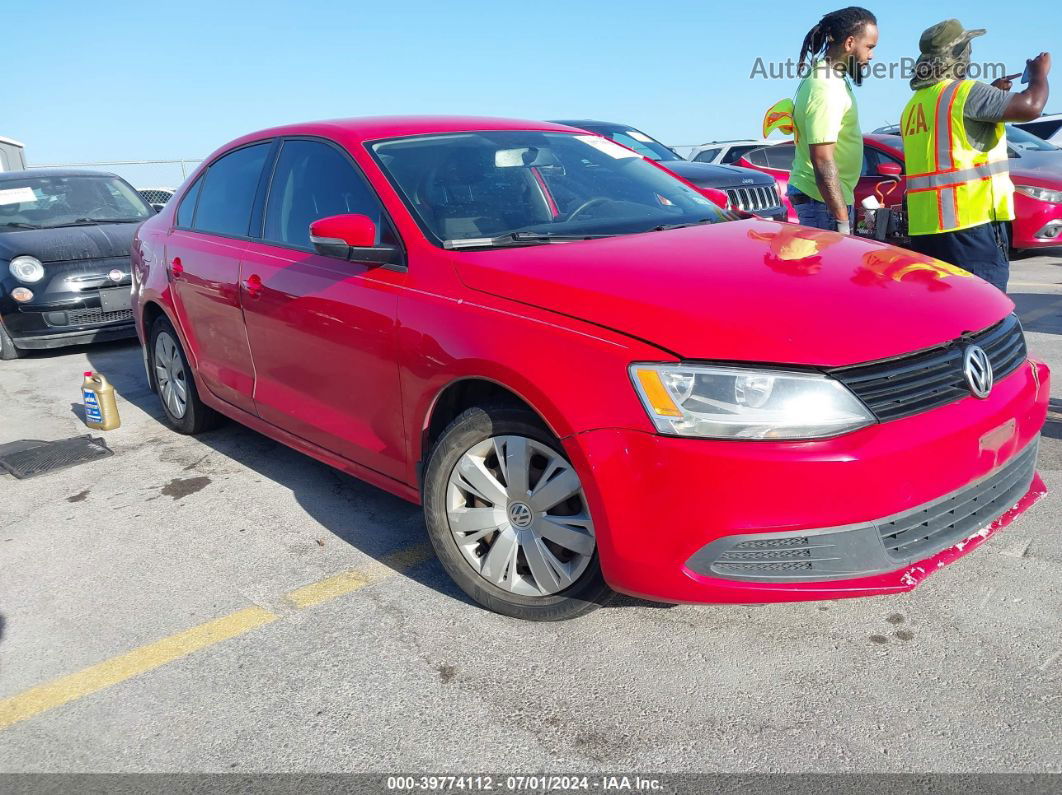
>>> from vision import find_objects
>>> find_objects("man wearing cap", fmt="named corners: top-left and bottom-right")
top-left (901, 20), bottom-right (1051, 291)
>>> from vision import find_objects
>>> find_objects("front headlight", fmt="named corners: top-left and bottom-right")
top-left (1015, 185), bottom-right (1062, 204)
top-left (9, 255), bottom-right (45, 283)
top-left (630, 363), bottom-right (875, 440)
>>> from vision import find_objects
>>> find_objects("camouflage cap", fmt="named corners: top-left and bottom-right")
top-left (918, 19), bottom-right (986, 58)
top-left (910, 19), bottom-right (986, 89)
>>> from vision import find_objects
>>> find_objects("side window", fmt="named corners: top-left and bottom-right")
top-left (175, 177), bottom-right (202, 228)
top-left (721, 145), bottom-right (754, 164)
top-left (263, 139), bottom-right (388, 249)
top-left (745, 147), bottom-right (770, 167)
top-left (861, 148), bottom-right (879, 177)
top-left (693, 148), bottom-right (720, 163)
top-left (765, 145), bottom-right (796, 171)
top-left (193, 143), bottom-right (270, 237)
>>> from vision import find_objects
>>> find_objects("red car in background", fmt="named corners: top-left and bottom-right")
top-left (132, 116), bottom-right (1048, 621)
top-left (739, 128), bottom-right (1062, 252)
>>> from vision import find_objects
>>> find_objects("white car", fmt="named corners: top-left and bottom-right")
top-left (686, 139), bottom-right (780, 165)
top-left (1014, 113), bottom-right (1062, 146)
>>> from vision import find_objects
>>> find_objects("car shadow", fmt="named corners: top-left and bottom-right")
top-left (1011, 292), bottom-right (1062, 336)
top-left (1045, 398), bottom-right (1062, 442)
top-left (83, 341), bottom-right (667, 615)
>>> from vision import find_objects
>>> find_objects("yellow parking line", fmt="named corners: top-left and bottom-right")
top-left (286, 542), bottom-right (434, 608)
top-left (0, 606), bottom-right (278, 731)
top-left (0, 541), bottom-right (436, 732)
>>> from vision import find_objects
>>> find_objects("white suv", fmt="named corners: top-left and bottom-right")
top-left (687, 139), bottom-right (779, 165)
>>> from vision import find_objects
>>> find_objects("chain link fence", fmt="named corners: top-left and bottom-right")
top-left (25, 159), bottom-right (203, 197)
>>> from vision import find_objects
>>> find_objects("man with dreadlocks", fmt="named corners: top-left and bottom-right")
top-left (787, 7), bottom-right (878, 234)
top-left (900, 20), bottom-right (1050, 292)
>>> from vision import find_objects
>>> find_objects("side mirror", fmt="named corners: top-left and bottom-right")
top-left (309, 214), bottom-right (404, 267)
top-left (876, 163), bottom-right (903, 178)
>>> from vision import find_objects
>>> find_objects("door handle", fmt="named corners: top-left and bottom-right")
top-left (170, 257), bottom-right (184, 278)
top-left (244, 273), bottom-right (263, 298)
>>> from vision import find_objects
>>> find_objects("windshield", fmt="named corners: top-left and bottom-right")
top-left (1007, 124), bottom-right (1060, 152)
top-left (370, 131), bottom-right (726, 247)
top-left (0, 174), bottom-right (153, 230)
top-left (593, 128), bottom-right (682, 162)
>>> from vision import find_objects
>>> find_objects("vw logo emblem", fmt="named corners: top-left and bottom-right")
top-left (508, 502), bottom-right (533, 528)
top-left (963, 345), bottom-right (993, 399)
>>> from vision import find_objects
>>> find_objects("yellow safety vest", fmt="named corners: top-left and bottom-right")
top-left (900, 79), bottom-right (1014, 236)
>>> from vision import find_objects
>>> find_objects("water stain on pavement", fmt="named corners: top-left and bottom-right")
top-left (161, 476), bottom-right (211, 500)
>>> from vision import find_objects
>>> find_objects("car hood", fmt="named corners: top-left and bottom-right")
top-left (0, 222), bottom-right (138, 263)
top-left (452, 218), bottom-right (1013, 367)
top-left (660, 160), bottom-right (775, 188)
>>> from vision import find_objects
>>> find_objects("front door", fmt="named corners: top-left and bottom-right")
top-left (239, 138), bottom-right (407, 480)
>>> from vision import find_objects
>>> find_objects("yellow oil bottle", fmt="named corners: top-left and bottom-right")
top-left (82, 371), bottom-right (121, 431)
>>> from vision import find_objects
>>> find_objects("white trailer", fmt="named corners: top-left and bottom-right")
top-left (0, 137), bottom-right (27, 171)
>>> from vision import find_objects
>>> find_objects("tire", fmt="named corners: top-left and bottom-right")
top-left (0, 322), bottom-right (24, 360)
top-left (148, 315), bottom-right (222, 434)
top-left (423, 404), bottom-right (612, 620)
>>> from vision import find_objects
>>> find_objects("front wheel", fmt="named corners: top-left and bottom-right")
top-left (423, 405), bottom-right (612, 620)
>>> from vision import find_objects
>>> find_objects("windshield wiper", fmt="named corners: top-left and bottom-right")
top-left (444, 231), bottom-right (615, 249)
top-left (645, 217), bottom-right (718, 233)
top-left (0, 221), bottom-right (40, 230)
top-left (72, 217), bottom-right (144, 224)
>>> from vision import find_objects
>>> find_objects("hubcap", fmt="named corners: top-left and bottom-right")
top-left (445, 435), bottom-right (596, 597)
top-left (154, 331), bottom-right (188, 419)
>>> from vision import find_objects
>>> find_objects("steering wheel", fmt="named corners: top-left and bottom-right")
top-left (565, 197), bottom-right (614, 222)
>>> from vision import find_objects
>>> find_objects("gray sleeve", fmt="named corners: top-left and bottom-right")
top-left (963, 81), bottom-right (1010, 123)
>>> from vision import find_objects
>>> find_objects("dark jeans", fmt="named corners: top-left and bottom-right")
top-left (787, 186), bottom-right (853, 232)
top-left (908, 221), bottom-right (1010, 292)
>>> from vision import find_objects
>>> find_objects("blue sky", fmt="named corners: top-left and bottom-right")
top-left (6, 0), bottom-right (1053, 187)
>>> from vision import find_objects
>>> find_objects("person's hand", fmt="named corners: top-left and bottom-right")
top-left (992, 73), bottom-right (1022, 91)
top-left (1027, 52), bottom-right (1052, 80)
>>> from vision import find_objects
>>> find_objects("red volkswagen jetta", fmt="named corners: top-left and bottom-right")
top-left (132, 117), bottom-right (1049, 620)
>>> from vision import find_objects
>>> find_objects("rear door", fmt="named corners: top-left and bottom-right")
top-left (238, 137), bottom-right (407, 480)
top-left (166, 141), bottom-right (273, 415)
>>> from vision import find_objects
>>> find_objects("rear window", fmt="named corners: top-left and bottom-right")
top-left (764, 145), bottom-right (796, 171)
top-left (175, 177), bottom-right (202, 228)
top-left (693, 148), bottom-right (720, 163)
top-left (193, 143), bottom-right (270, 237)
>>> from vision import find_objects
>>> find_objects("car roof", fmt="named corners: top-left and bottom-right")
top-left (0, 167), bottom-right (120, 181)
top-left (700, 139), bottom-right (771, 145)
top-left (227, 116), bottom-right (580, 148)
top-left (202, 116), bottom-right (587, 167)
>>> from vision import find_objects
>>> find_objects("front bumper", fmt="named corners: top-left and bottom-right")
top-left (2, 273), bottom-right (135, 351)
top-left (565, 357), bottom-right (1050, 604)
top-left (1012, 194), bottom-right (1062, 249)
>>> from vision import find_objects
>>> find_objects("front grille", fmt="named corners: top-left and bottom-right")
top-left (878, 440), bottom-right (1038, 561)
top-left (725, 185), bottom-right (781, 213)
top-left (830, 314), bottom-right (1026, 422)
top-left (714, 560), bottom-right (814, 574)
top-left (54, 308), bottom-right (134, 327)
